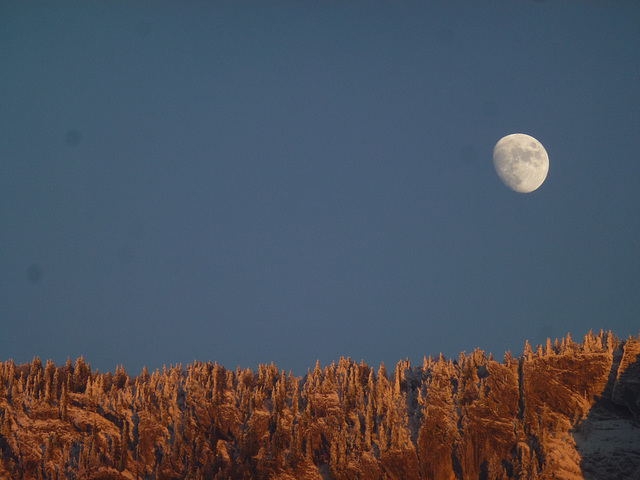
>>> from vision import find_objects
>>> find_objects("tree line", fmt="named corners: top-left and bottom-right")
top-left (0, 329), bottom-right (635, 479)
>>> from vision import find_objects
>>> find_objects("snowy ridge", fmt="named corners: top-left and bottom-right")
top-left (0, 330), bottom-right (638, 479)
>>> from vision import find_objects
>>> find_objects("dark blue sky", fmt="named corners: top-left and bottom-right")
top-left (2, 2), bottom-right (639, 376)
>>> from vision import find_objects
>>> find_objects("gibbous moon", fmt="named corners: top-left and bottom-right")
top-left (493, 133), bottom-right (549, 193)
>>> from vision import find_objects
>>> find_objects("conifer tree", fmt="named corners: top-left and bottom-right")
top-left (29, 356), bottom-right (43, 380)
top-left (565, 332), bottom-right (575, 353)
top-left (85, 376), bottom-right (93, 398)
top-left (44, 359), bottom-right (56, 403)
top-left (545, 338), bottom-right (554, 356)
top-left (595, 331), bottom-right (604, 351)
top-left (606, 330), bottom-right (616, 352)
top-left (140, 366), bottom-right (150, 384)
top-left (73, 356), bottom-right (91, 393)
top-left (524, 340), bottom-right (534, 361)
top-left (364, 391), bottom-right (375, 451)
top-left (114, 365), bottom-right (128, 390)
top-left (458, 360), bottom-right (479, 407)
top-left (93, 374), bottom-right (104, 400)
top-left (60, 380), bottom-right (68, 421)
top-left (504, 350), bottom-right (514, 366)
top-left (378, 362), bottom-right (388, 380)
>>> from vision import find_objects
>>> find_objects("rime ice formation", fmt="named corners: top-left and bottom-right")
top-left (0, 331), bottom-right (639, 479)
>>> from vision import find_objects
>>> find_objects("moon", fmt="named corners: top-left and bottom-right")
top-left (493, 133), bottom-right (549, 193)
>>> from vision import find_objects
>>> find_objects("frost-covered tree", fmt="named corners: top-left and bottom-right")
top-left (523, 340), bottom-right (534, 361)
top-left (545, 338), bottom-right (555, 356)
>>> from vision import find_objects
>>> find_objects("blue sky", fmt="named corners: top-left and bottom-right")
top-left (1, 1), bottom-right (639, 376)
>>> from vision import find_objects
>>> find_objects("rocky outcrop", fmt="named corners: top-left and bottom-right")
top-left (573, 337), bottom-right (640, 480)
top-left (0, 331), bottom-right (638, 479)
top-left (613, 337), bottom-right (640, 417)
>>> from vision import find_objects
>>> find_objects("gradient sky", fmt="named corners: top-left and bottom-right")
top-left (2, 1), bottom-right (639, 376)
